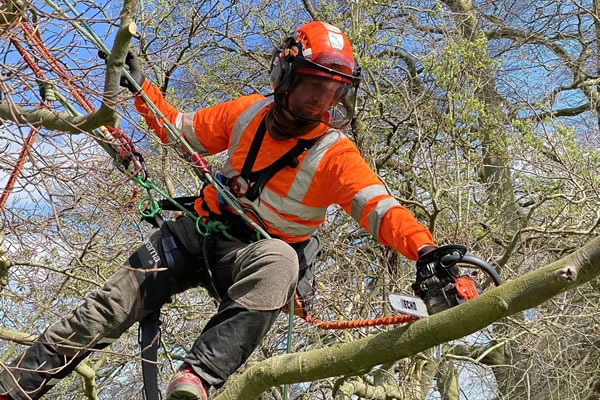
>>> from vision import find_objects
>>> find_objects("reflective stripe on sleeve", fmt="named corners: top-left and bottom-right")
top-left (175, 112), bottom-right (208, 154)
top-left (351, 184), bottom-right (390, 221)
top-left (368, 197), bottom-right (400, 240)
top-left (229, 97), bottom-right (273, 158)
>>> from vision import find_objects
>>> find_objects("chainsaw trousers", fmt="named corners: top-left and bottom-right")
top-left (0, 217), bottom-right (300, 399)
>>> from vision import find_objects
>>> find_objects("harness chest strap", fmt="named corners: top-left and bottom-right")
top-left (222, 116), bottom-right (321, 202)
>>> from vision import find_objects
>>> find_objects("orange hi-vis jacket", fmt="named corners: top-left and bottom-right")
top-left (134, 80), bottom-right (435, 260)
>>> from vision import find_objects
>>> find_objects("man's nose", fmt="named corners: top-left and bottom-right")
top-left (310, 91), bottom-right (323, 104)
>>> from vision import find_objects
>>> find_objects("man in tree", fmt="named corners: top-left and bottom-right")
top-left (0, 21), bottom-right (439, 400)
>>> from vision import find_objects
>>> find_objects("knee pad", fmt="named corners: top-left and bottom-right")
top-left (256, 239), bottom-right (300, 279)
top-left (227, 239), bottom-right (299, 310)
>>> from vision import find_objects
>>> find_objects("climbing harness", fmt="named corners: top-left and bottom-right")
top-left (222, 116), bottom-right (320, 201)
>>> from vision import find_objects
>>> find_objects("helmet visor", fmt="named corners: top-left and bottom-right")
top-left (284, 58), bottom-right (360, 129)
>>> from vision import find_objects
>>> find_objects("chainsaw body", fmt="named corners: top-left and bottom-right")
top-left (389, 245), bottom-right (502, 318)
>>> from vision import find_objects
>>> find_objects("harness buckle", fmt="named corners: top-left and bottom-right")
top-left (230, 174), bottom-right (251, 198)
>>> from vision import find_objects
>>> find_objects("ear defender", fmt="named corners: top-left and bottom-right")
top-left (269, 37), bottom-right (299, 90)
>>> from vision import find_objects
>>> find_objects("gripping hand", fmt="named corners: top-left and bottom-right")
top-left (99, 50), bottom-right (145, 92)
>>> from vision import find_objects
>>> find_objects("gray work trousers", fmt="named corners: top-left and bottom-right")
top-left (0, 217), bottom-right (301, 399)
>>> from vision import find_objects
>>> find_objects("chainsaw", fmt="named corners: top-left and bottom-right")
top-left (389, 245), bottom-right (503, 318)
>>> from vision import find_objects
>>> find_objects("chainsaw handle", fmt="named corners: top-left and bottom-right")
top-left (441, 254), bottom-right (503, 286)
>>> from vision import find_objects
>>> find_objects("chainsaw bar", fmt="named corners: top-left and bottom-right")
top-left (388, 293), bottom-right (429, 319)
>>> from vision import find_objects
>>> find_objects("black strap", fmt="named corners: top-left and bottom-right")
top-left (138, 222), bottom-right (182, 400)
top-left (244, 137), bottom-right (318, 201)
top-left (240, 118), bottom-right (267, 179)
top-left (235, 116), bottom-right (321, 201)
top-left (201, 236), bottom-right (221, 301)
top-left (157, 196), bottom-right (200, 212)
top-left (141, 196), bottom-right (200, 228)
top-left (139, 309), bottom-right (162, 400)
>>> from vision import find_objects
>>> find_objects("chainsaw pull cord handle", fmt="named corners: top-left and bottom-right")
top-left (440, 254), bottom-right (503, 286)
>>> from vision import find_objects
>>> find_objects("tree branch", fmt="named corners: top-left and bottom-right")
top-left (0, 0), bottom-right (139, 134)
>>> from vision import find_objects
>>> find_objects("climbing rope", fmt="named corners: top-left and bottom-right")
top-left (0, 31), bottom-right (46, 212)
top-left (134, 175), bottom-right (233, 239)
top-left (17, 13), bottom-right (140, 164)
top-left (0, 127), bottom-right (38, 212)
top-left (35, 8), bottom-right (299, 397)
top-left (0, 3), bottom-right (145, 213)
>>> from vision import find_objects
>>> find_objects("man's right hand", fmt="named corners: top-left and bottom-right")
top-left (99, 50), bottom-right (145, 92)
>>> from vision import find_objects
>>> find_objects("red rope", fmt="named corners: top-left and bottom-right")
top-left (285, 294), bottom-right (419, 330)
top-left (301, 314), bottom-right (418, 330)
top-left (20, 22), bottom-right (95, 113)
top-left (17, 19), bottom-right (138, 158)
top-left (2, 2), bottom-right (421, 328)
top-left (10, 39), bottom-right (44, 79)
top-left (0, 39), bottom-right (46, 212)
top-left (0, 127), bottom-right (39, 212)
top-left (1, 11), bottom-right (141, 211)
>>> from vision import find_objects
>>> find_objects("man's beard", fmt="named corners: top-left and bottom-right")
top-left (265, 98), bottom-right (319, 140)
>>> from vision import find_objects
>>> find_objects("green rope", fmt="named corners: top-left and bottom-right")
top-left (137, 186), bottom-right (161, 218)
top-left (45, 0), bottom-right (272, 240)
top-left (135, 176), bottom-right (233, 239)
top-left (36, 79), bottom-right (57, 101)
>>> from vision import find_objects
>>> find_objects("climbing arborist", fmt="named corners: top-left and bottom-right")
top-left (0, 21), bottom-right (450, 400)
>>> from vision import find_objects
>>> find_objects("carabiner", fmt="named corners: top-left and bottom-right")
top-left (138, 197), bottom-right (161, 217)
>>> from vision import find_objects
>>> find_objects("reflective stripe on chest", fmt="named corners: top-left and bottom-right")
top-left (221, 98), bottom-right (344, 235)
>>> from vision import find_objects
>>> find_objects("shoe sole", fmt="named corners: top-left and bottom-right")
top-left (166, 383), bottom-right (206, 400)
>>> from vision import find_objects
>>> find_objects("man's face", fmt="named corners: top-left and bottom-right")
top-left (286, 73), bottom-right (341, 120)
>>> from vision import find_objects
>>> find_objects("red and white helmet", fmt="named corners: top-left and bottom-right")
top-left (269, 21), bottom-right (361, 128)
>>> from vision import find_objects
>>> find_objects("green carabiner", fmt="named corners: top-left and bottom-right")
top-left (195, 216), bottom-right (210, 236)
top-left (138, 197), bottom-right (161, 217)
top-left (136, 175), bottom-right (153, 190)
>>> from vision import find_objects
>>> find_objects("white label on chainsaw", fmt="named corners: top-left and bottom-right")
top-left (388, 293), bottom-right (429, 318)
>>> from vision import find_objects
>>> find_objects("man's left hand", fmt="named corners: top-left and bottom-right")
top-left (413, 244), bottom-right (464, 315)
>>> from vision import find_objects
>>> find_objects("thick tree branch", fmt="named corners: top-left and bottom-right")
top-left (334, 378), bottom-right (403, 399)
top-left (214, 236), bottom-right (600, 400)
